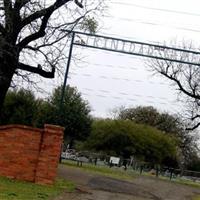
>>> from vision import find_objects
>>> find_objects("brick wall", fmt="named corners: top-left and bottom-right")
top-left (0, 124), bottom-right (64, 185)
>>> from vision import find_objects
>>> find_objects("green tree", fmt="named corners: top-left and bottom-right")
top-left (116, 106), bottom-right (199, 167)
top-left (83, 119), bottom-right (177, 165)
top-left (118, 106), bottom-right (182, 135)
top-left (0, 89), bottom-right (37, 126)
top-left (35, 85), bottom-right (92, 147)
top-left (187, 154), bottom-right (200, 172)
top-left (33, 99), bottom-right (55, 128)
top-left (118, 106), bottom-right (160, 127)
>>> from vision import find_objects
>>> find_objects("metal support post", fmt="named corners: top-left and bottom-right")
top-left (60, 32), bottom-right (75, 109)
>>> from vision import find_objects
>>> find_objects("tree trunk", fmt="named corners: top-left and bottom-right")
top-left (69, 138), bottom-right (74, 149)
top-left (0, 68), bottom-right (13, 111)
top-left (0, 45), bottom-right (17, 113)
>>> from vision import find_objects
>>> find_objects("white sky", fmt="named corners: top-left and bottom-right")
top-left (39, 0), bottom-right (200, 118)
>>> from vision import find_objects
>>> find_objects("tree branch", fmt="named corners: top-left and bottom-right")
top-left (186, 122), bottom-right (200, 130)
top-left (160, 71), bottom-right (200, 100)
top-left (18, 0), bottom-right (74, 48)
top-left (20, 0), bottom-right (83, 29)
top-left (3, 0), bottom-right (12, 14)
top-left (18, 62), bottom-right (55, 78)
top-left (191, 114), bottom-right (200, 121)
top-left (74, 0), bottom-right (83, 8)
top-left (20, 7), bottom-right (52, 29)
top-left (20, 0), bottom-right (73, 29)
top-left (14, 0), bottom-right (30, 10)
top-left (3, 0), bottom-right (12, 29)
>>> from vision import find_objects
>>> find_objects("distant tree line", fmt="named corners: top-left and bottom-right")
top-left (0, 88), bottom-right (199, 170)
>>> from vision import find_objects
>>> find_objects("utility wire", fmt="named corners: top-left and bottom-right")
top-left (100, 32), bottom-right (162, 45)
top-left (82, 87), bottom-right (177, 102)
top-left (110, 1), bottom-right (200, 17)
top-left (83, 88), bottom-right (175, 102)
top-left (69, 71), bottom-right (169, 86)
top-left (73, 62), bottom-right (139, 71)
top-left (80, 90), bottom-right (182, 107)
top-left (103, 15), bottom-right (200, 34)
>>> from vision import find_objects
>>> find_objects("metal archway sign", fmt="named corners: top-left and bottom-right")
top-left (60, 30), bottom-right (200, 105)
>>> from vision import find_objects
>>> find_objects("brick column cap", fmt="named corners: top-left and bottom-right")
top-left (0, 124), bottom-right (42, 132)
top-left (44, 124), bottom-right (65, 131)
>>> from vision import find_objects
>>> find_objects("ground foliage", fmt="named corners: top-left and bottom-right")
top-left (0, 176), bottom-right (74, 200)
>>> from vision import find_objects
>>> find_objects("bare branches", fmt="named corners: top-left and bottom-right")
top-left (3, 0), bottom-right (12, 14)
top-left (186, 122), bottom-right (200, 130)
top-left (0, 0), bottom-right (104, 100)
top-left (191, 114), bottom-right (200, 121)
top-left (149, 42), bottom-right (200, 130)
top-left (3, 0), bottom-right (12, 29)
top-left (17, 0), bottom-right (85, 48)
top-left (18, 62), bottom-right (55, 78)
top-left (18, 1), bottom-right (68, 48)
top-left (14, 0), bottom-right (30, 10)
top-left (74, 0), bottom-right (84, 8)
top-left (20, 6), bottom-right (54, 29)
top-left (160, 68), bottom-right (200, 100)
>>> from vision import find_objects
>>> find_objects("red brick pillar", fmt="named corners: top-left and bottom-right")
top-left (35, 124), bottom-right (64, 185)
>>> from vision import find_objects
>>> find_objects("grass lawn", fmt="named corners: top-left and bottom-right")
top-left (193, 196), bottom-right (200, 200)
top-left (0, 176), bottom-right (75, 200)
top-left (62, 160), bottom-right (200, 189)
top-left (62, 160), bottom-right (136, 181)
top-left (173, 178), bottom-right (200, 188)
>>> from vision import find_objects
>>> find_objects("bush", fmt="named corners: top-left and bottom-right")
top-left (83, 119), bottom-right (177, 165)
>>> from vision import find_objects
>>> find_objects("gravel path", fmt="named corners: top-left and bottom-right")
top-left (54, 165), bottom-right (200, 200)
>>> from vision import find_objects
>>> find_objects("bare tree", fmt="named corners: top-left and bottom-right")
top-left (149, 42), bottom-right (200, 130)
top-left (0, 0), bottom-right (104, 110)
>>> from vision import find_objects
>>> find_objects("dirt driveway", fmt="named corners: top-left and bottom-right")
top-left (55, 165), bottom-right (200, 200)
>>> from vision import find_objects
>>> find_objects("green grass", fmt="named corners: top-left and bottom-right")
top-left (0, 176), bottom-right (75, 200)
top-left (62, 160), bottom-right (136, 181)
top-left (193, 196), bottom-right (200, 200)
top-left (173, 178), bottom-right (200, 188)
top-left (141, 170), bottom-right (200, 189)
top-left (62, 160), bottom-right (200, 189)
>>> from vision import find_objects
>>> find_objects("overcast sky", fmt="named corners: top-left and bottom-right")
top-left (40, 0), bottom-right (200, 118)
